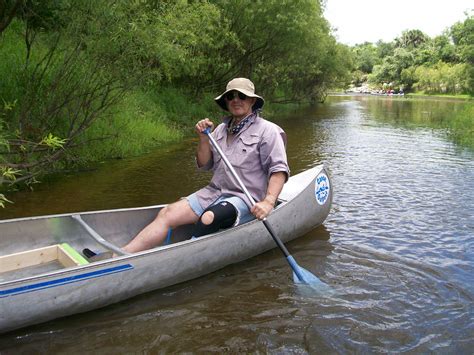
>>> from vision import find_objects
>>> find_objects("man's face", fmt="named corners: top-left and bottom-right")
top-left (225, 91), bottom-right (256, 119)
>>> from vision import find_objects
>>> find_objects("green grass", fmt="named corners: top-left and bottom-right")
top-left (448, 104), bottom-right (474, 148)
top-left (407, 92), bottom-right (473, 100)
top-left (152, 87), bottom-right (222, 127)
top-left (0, 21), bottom-right (26, 103)
top-left (397, 94), bottom-right (474, 148)
top-left (74, 90), bottom-right (184, 162)
top-left (73, 86), bottom-right (227, 164)
top-left (76, 87), bottom-right (306, 164)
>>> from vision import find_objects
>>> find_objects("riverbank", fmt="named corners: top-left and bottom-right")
top-left (72, 88), bottom-right (218, 164)
top-left (331, 90), bottom-right (472, 101)
top-left (327, 93), bottom-right (473, 149)
top-left (406, 92), bottom-right (473, 101)
top-left (74, 89), bottom-right (303, 165)
top-left (0, 84), bottom-right (302, 197)
top-left (1, 1), bottom-right (350, 194)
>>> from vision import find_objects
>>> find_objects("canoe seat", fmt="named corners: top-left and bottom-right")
top-left (0, 243), bottom-right (89, 275)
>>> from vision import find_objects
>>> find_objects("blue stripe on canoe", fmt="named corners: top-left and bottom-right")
top-left (0, 264), bottom-right (133, 298)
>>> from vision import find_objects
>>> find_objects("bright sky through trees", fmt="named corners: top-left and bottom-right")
top-left (324, 0), bottom-right (473, 45)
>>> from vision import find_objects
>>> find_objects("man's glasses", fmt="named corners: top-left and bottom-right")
top-left (225, 91), bottom-right (247, 101)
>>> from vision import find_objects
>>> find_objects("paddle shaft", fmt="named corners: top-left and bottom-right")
top-left (203, 128), bottom-right (293, 260)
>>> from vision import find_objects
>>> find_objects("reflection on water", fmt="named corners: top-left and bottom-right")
top-left (0, 138), bottom-right (211, 220)
top-left (1, 96), bottom-right (473, 352)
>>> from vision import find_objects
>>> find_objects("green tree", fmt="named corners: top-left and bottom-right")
top-left (450, 13), bottom-right (474, 93)
top-left (395, 29), bottom-right (429, 49)
top-left (432, 33), bottom-right (458, 63)
top-left (414, 61), bottom-right (470, 94)
top-left (368, 47), bottom-right (414, 88)
top-left (0, 0), bottom-right (22, 34)
top-left (375, 40), bottom-right (394, 59)
top-left (0, 3), bottom-right (128, 189)
top-left (352, 42), bottom-right (379, 73)
top-left (0, 0), bottom-right (353, 193)
top-left (210, 0), bottom-right (350, 102)
top-left (450, 13), bottom-right (474, 62)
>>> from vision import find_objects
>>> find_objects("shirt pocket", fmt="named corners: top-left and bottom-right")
top-left (231, 134), bottom-right (260, 170)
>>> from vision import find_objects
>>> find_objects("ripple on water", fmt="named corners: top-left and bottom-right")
top-left (1, 97), bottom-right (472, 353)
top-left (286, 244), bottom-right (473, 353)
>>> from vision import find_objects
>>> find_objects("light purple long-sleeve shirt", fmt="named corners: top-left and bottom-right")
top-left (194, 113), bottom-right (290, 209)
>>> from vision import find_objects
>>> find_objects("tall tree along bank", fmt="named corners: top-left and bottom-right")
top-left (0, 0), bottom-right (351, 199)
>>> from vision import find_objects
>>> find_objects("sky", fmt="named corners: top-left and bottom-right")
top-left (324, 0), bottom-right (473, 45)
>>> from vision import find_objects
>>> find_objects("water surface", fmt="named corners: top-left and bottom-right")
top-left (0, 96), bottom-right (472, 353)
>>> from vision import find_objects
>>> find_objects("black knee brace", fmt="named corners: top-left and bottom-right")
top-left (193, 201), bottom-right (238, 238)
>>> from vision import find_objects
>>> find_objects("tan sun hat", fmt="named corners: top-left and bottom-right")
top-left (214, 78), bottom-right (265, 111)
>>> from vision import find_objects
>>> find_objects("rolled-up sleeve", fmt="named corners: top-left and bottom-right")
top-left (260, 124), bottom-right (290, 181)
top-left (195, 128), bottom-right (224, 171)
top-left (196, 155), bottom-right (213, 171)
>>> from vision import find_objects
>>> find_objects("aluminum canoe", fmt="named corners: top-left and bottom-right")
top-left (0, 164), bottom-right (332, 333)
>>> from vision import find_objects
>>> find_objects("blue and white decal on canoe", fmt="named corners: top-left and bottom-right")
top-left (0, 264), bottom-right (134, 298)
top-left (315, 173), bottom-right (330, 205)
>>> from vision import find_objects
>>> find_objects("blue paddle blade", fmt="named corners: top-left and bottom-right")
top-left (287, 256), bottom-right (330, 290)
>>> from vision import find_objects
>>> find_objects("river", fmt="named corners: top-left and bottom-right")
top-left (0, 95), bottom-right (473, 353)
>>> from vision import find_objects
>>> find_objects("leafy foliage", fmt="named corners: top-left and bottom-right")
top-left (351, 12), bottom-right (473, 94)
top-left (0, 0), bottom-right (351, 194)
top-left (0, 193), bottom-right (13, 207)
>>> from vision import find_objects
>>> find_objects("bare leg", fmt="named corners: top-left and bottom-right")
top-left (200, 211), bottom-right (214, 225)
top-left (123, 199), bottom-right (199, 253)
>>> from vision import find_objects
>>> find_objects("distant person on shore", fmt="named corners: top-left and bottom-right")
top-left (121, 78), bottom-right (290, 253)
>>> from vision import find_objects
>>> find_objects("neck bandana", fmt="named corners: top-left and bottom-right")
top-left (228, 112), bottom-right (255, 135)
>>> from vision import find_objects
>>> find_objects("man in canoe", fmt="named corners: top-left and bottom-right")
top-left (122, 78), bottom-right (290, 253)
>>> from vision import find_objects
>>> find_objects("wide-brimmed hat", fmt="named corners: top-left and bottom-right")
top-left (214, 78), bottom-right (264, 111)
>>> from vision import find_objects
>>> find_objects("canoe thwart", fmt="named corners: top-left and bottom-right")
top-left (71, 214), bottom-right (130, 256)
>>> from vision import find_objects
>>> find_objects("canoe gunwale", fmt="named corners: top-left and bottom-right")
top-left (0, 193), bottom-right (284, 287)
top-left (0, 164), bottom-right (324, 287)
top-left (0, 165), bottom-right (327, 289)
top-left (0, 164), bottom-right (331, 333)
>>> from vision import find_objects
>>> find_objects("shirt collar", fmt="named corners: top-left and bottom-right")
top-left (224, 111), bottom-right (257, 126)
